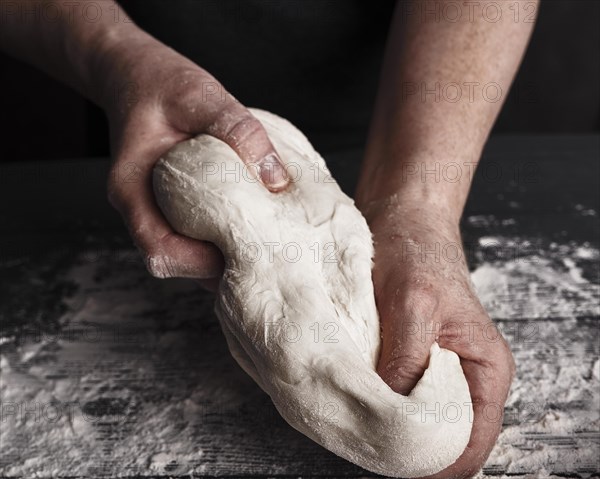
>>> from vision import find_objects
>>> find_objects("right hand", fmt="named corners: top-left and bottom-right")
top-left (97, 31), bottom-right (289, 286)
top-left (359, 199), bottom-right (515, 478)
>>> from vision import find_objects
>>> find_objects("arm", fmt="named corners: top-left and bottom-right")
top-left (357, 0), bottom-right (537, 214)
top-left (0, 0), bottom-right (113, 103)
top-left (0, 1), bottom-right (288, 284)
top-left (356, 1), bottom-right (538, 476)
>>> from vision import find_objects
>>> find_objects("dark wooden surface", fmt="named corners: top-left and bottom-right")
top-left (0, 135), bottom-right (598, 478)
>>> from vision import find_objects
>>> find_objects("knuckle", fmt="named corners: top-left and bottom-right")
top-left (214, 109), bottom-right (265, 150)
top-left (384, 353), bottom-right (427, 381)
top-left (379, 357), bottom-right (425, 394)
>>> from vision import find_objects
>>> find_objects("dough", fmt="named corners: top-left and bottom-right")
top-left (153, 109), bottom-right (472, 477)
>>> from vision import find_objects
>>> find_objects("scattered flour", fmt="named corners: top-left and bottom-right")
top-left (0, 235), bottom-right (598, 477)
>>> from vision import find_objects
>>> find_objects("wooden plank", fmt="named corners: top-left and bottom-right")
top-left (1, 135), bottom-right (598, 477)
top-left (1, 238), bottom-right (598, 477)
top-left (1, 254), bottom-right (367, 477)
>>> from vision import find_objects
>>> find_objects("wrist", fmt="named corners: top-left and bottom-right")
top-left (46, 2), bottom-right (140, 106)
top-left (362, 193), bottom-right (462, 238)
top-left (84, 22), bottom-right (157, 109)
top-left (356, 160), bottom-right (471, 227)
top-left (355, 126), bottom-right (481, 219)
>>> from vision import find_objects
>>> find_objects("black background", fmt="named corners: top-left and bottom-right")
top-left (0, 0), bottom-right (598, 161)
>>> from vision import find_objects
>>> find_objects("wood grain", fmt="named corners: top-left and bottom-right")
top-left (0, 135), bottom-right (598, 477)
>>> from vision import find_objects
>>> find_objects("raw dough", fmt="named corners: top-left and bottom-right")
top-left (153, 109), bottom-right (472, 477)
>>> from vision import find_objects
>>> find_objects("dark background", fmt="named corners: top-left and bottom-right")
top-left (0, 0), bottom-right (598, 162)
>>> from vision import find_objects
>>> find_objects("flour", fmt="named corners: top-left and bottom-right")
top-left (0, 179), bottom-right (598, 475)
top-left (1, 238), bottom-right (597, 478)
top-left (469, 235), bottom-right (599, 477)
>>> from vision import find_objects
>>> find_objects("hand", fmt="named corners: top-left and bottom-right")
top-left (95, 30), bottom-right (289, 285)
top-left (363, 200), bottom-right (515, 478)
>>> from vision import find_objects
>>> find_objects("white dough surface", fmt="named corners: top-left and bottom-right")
top-left (153, 109), bottom-right (473, 477)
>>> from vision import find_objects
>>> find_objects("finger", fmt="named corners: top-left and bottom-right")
top-left (427, 359), bottom-right (507, 479)
top-left (206, 102), bottom-right (290, 192)
top-left (108, 119), bottom-right (224, 279)
top-left (376, 281), bottom-right (440, 395)
top-left (433, 319), bottom-right (515, 478)
top-left (164, 78), bottom-right (288, 191)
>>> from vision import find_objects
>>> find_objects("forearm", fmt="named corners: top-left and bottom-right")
top-left (356, 0), bottom-right (538, 222)
top-left (0, 0), bottom-right (151, 106)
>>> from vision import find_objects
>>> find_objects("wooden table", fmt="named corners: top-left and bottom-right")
top-left (0, 135), bottom-right (598, 477)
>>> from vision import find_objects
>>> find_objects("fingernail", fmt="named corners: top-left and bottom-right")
top-left (146, 255), bottom-right (176, 279)
top-left (258, 154), bottom-right (288, 190)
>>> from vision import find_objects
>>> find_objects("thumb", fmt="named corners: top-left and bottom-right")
top-left (160, 74), bottom-right (289, 191)
top-left (376, 289), bottom-right (439, 395)
top-left (207, 103), bottom-right (289, 191)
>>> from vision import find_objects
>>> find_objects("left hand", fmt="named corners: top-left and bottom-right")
top-left (363, 200), bottom-right (515, 478)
